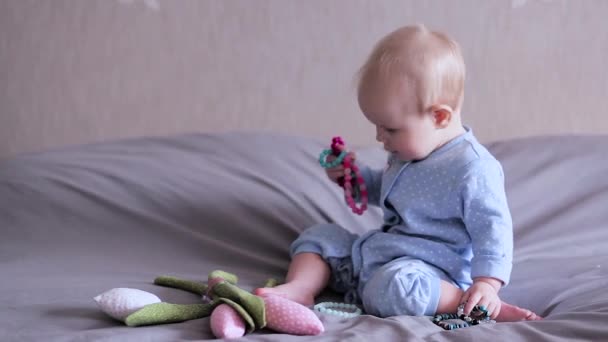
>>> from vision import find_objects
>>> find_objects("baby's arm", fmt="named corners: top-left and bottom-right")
top-left (460, 158), bottom-right (514, 316)
top-left (461, 157), bottom-right (513, 285)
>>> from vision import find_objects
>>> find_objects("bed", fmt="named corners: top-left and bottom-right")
top-left (1, 131), bottom-right (607, 341)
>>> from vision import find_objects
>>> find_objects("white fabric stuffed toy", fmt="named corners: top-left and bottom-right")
top-left (94, 288), bottom-right (161, 321)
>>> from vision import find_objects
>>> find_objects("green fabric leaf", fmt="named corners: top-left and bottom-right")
top-left (213, 281), bottom-right (266, 329)
top-left (125, 302), bottom-right (215, 327)
top-left (154, 275), bottom-right (207, 295)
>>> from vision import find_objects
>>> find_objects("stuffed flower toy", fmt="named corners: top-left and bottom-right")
top-left (94, 270), bottom-right (324, 339)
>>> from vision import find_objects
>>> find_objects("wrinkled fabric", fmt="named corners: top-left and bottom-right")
top-left (2, 132), bottom-right (608, 341)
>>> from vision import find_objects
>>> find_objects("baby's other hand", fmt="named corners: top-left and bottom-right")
top-left (459, 280), bottom-right (501, 320)
top-left (325, 152), bottom-right (356, 184)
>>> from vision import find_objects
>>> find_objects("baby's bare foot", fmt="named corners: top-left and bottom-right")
top-left (254, 283), bottom-right (316, 307)
top-left (496, 302), bottom-right (543, 322)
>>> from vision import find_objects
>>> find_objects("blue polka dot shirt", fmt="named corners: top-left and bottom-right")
top-left (358, 127), bottom-right (513, 287)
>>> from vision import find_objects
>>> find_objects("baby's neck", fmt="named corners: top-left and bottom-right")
top-left (435, 124), bottom-right (466, 151)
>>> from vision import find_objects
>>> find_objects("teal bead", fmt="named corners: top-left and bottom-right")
top-left (319, 149), bottom-right (347, 168)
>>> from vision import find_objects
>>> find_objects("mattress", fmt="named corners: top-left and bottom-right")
top-left (1, 132), bottom-right (607, 341)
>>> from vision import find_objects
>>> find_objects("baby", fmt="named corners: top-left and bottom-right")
top-left (256, 25), bottom-right (541, 321)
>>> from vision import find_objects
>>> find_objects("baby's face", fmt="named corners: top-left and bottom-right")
top-left (358, 79), bottom-right (443, 161)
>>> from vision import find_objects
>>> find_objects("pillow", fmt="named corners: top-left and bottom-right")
top-left (0, 132), bottom-right (386, 277)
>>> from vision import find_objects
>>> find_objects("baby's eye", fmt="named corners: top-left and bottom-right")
top-left (385, 128), bottom-right (398, 134)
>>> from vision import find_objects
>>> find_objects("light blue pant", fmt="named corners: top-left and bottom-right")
top-left (291, 223), bottom-right (453, 317)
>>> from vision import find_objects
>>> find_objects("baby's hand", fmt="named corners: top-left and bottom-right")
top-left (459, 278), bottom-right (502, 320)
top-left (325, 152), bottom-right (356, 184)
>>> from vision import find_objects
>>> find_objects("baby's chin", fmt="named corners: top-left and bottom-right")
top-left (387, 150), bottom-right (400, 158)
top-left (391, 151), bottom-right (410, 161)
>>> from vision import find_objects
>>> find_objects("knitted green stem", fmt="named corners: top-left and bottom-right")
top-left (131, 271), bottom-right (265, 331)
top-left (125, 302), bottom-right (215, 327)
top-left (154, 275), bottom-right (207, 295)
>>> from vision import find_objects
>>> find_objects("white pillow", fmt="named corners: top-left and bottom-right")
top-left (94, 288), bottom-right (161, 322)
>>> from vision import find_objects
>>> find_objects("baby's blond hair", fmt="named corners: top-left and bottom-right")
top-left (357, 25), bottom-right (465, 113)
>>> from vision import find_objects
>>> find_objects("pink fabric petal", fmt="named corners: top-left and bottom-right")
top-left (210, 303), bottom-right (246, 339)
top-left (261, 294), bottom-right (324, 336)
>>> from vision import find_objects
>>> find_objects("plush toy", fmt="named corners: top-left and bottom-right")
top-left (94, 270), bottom-right (324, 339)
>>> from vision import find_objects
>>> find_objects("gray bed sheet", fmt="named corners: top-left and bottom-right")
top-left (1, 132), bottom-right (607, 341)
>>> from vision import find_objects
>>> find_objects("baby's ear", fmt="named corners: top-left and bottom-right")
top-left (430, 104), bottom-right (453, 128)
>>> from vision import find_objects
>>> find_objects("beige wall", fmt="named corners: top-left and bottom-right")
top-left (1, 0), bottom-right (607, 160)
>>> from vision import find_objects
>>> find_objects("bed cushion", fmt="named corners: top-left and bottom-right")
top-left (0, 132), bottom-right (607, 341)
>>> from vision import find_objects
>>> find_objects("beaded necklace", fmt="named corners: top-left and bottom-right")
top-left (319, 136), bottom-right (368, 215)
top-left (433, 304), bottom-right (495, 330)
top-left (313, 302), bottom-right (362, 318)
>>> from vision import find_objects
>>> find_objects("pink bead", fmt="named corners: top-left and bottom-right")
top-left (326, 135), bottom-right (368, 215)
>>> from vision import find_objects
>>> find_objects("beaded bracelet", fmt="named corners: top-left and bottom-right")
top-left (318, 136), bottom-right (368, 215)
top-left (342, 153), bottom-right (368, 215)
top-left (313, 302), bottom-right (362, 318)
top-left (319, 149), bottom-right (347, 168)
top-left (432, 304), bottom-right (494, 330)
